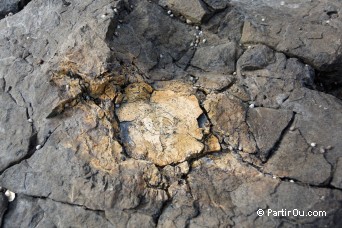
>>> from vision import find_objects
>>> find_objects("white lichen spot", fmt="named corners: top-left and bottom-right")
top-left (5, 190), bottom-right (15, 202)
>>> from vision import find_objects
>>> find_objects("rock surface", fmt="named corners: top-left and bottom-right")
top-left (0, 0), bottom-right (342, 227)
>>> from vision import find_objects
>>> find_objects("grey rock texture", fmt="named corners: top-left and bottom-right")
top-left (0, 0), bottom-right (342, 227)
top-left (0, 0), bottom-right (20, 19)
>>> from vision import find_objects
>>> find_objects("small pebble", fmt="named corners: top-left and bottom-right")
top-left (160, 54), bottom-right (163, 58)
top-left (170, 14), bottom-right (174, 17)
top-left (114, 8), bottom-right (118, 13)
top-left (186, 19), bottom-right (192, 24)
top-left (115, 104), bottom-right (120, 108)
top-left (280, 1), bottom-right (285, 6)
top-left (36, 145), bottom-right (42, 150)
top-left (272, 176), bottom-right (277, 179)
top-left (190, 42), bottom-right (194, 47)
top-left (289, 180), bottom-right (294, 183)
top-left (117, 25), bottom-right (121, 29)
top-left (101, 14), bottom-right (106, 18)
top-left (289, 126), bottom-right (296, 131)
top-left (233, 72), bottom-right (237, 75)
top-left (238, 146), bottom-right (243, 151)
top-left (261, 18), bottom-right (265, 22)
top-left (66, 84), bottom-right (70, 90)
top-left (202, 39), bottom-right (207, 43)
top-left (310, 142), bottom-right (316, 147)
top-left (167, 10), bottom-right (172, 15)
top-left (319, 147), bottom-right (325, 154)
top-left (5, 190), bottom-right (15, 202)
top-left (198, 31), bottom-right (203, 36)
top-left (8, 12), bottom-right (13, 16)
top-left (248, 45), bottom-right (252, 49)
top-left (195, 26), bottom-right (199, 30)
top-left (28, 119), bottom-right (33, 123)
top-left (249, 103), bottom-right (255, 108)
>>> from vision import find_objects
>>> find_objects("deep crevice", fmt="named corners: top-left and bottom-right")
top-left (261, 111), bottom-right (296, 162)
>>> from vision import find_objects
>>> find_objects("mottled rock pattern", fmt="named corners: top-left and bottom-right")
top-left (118, 82), bottom-right (204, 166)
top-left (204, 92), bottom-right (257, 153)
top-left (0, 0), bottom-right (342, 227)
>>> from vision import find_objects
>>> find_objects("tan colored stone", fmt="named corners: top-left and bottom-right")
top-left (117, 82), bottom-right (204, 166)
top-left (206, 134), bottom-right (221, 152)
top-left (124, 82), bottom-right (153, 103)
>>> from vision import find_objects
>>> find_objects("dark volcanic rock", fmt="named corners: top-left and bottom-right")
top-left (0, 191), bottom-right (8, 225)
top-left (2, 194), bottom-right (113, 228)
top-left (0, 0), bottom-right (342, 227)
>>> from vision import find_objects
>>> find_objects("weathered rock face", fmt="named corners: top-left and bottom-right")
top-left (117, 82), bottom-right (204, 166)
top-left (0, 0), bottom-right (342, 227)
